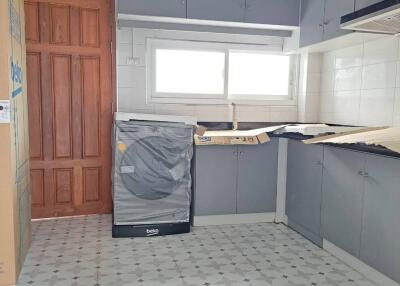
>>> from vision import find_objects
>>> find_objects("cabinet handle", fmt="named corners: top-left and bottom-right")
top-left (363, 172), bottom-right (370, 178)
top-left (233, 151), bottom-right (238, 156)
top-left (316, 160), bottom-right (323, 166)
top-left (358, 170), bottom-right (364, 176)
top-left (239, 151), bottom-right (244, 155)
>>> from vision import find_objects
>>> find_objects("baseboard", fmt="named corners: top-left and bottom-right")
top-left (323, 239), bottom-right (400, 286)
top-left (193, 213), bottom-right (276, 226)
top-left (282, 215), bottom-right (288, 225)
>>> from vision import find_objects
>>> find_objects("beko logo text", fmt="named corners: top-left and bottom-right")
top-left (146, 229), bottom-right (159, 236)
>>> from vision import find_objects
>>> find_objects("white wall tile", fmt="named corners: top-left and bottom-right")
top-left (118, 87), bottom-right (154, 112)
top-left (307, 53), bottom-right (322, 73)
top-left (270, 106), bottom-right (297, 122)
top-left (333, 112), bottom-right (359, 126)
top-left (335, 44), bottom-right (363, 69)
top-left (362, 62), bottom-right (396, 89)
top-left (306, 73), bottom-right (321, 93)
top-left (332, 90), bottom-right (361, 114)
top-left (322, 51), bottom-right (335, 72)
top-left (359, 88), bottom-right (395, 126)
top-left (117, 66), bottom-right (146, 88)
top-left (363, 37), bottom-right (399, 66)
top-left (319, 112), bottom-right (334, 123)
top-left (118, 43), bottom-right (133, 66)
top-left (117, 28), bottom-right (133, 44)
top-left (195, 105), bottom-right (231, 122)
top-left (334, 67), bottom-right (362, 91)
top-left (320, 92), bottom-right (334, 113)
top-left (393, 88), bottom-right (400, 124)
top-left (320, 72), bottom-right (334, 92)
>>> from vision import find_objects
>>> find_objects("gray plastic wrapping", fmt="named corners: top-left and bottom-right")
top-left (112, 120), bottom-right (193, 225)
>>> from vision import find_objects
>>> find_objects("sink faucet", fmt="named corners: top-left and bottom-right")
top-left (232, 103), bottom-right (238, 131)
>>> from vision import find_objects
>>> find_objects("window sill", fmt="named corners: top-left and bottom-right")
top-left (148, 96), bottom-right (296, 106)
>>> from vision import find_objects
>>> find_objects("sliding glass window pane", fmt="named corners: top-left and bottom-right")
top-left (155, 49), bottom-right (225, 95)
top-left (229, 52), bottom-right (290, 98)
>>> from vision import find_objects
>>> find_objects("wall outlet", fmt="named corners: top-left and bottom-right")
top-left (0, 100), bottom-right (11, 123)
top-left (127, 57), bottom-right (141, 66)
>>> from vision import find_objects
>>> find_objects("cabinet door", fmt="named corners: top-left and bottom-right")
top-left (299, 0), bottom-right (324, 47)
top-left (323, 0), bottom-right (355, 41)
top-left (360, 155), bottom-right (400, 283)
top-left (286, 140), bottom-right (323, 246)
top-left (187, 0), bottom-right (245, 22)
top-left (321, 147), bottom-right (365, 257)
top-left (244, 0), bottom-right (300, 26)
top-left (237, 138), bottom-right (278, 214)
top-left (118, 0), bottom-right (187, 18)
top-left (355, 0), bottom-right (381, 10)
top-left (194, 146), bottom-right (237, 216)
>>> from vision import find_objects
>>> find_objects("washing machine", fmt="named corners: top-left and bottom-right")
top-left (112, 113), bottom-right (195, 237)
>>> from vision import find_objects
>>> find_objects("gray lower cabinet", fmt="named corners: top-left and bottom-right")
top-left (321, 147), bottom-right (365, 258)
top-left (355, 0), bottom-right (381, 10)
top-left (286, 140), bottom-right (323, 246)
top-left (244, 0), bottom-right (300, 26)
top-left (194, 145), bottom-right (237, 216)
top-left (187, 0), bottom-right (245, 22)
top-left (323, 0), bottom-right (354, 40)
top-left (194, 139), bottom-right (278, 216)
top-left (360, 154), bottom-right (400, 283)
top-left (118, 0), bottom-right (187, 18)
top-left (237, 139), bottom-right (278, 214)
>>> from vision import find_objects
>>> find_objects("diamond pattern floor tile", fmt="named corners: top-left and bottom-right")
top-left (16, 215), bottom-right (377, 286)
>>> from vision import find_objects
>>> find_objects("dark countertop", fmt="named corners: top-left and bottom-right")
top-left (197, 122), bottom-right (400, 159)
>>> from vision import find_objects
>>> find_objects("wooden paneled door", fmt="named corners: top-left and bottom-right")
top-left (25, 0), bottom-right (114, 218)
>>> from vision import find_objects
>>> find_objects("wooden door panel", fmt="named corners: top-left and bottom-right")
top-left (80, 9), bottom-right (100, 47)
top-left (83, 167), bottom-right (101, 203)
top-left (51, 54), bottom-right (73, 159)
top-left (31, 169), bottom-right (45, 207)
top-left (81, 56), bottom-right (100, 158)
top-left (25, 2), bottom-right (40, 43)
top-left (26, 0), bottom-right (113, 218)
top-left (54, 168), bottom-right (73, 204)
top-left (26, 52), bottom-right (43, 160)
top-left (49, 4), bottom-right (71, 45)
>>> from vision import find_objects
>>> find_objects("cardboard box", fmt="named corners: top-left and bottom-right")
top-left (194, 126), bottom-right (285, 145)
top-left (303, 127), bottom-right (400, 154)
top-left (273, 124), bottom-right (368, 136)
top-left (0, 1), bottom-right (31, 285)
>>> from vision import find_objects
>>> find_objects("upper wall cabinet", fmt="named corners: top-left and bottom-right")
top-left (323, 0), bottom-right (354, 40)
top-left (118, 0), bottom-right (187, 18)
top-left (300, 0), bottom-right (324, 47)
top-left (244, 0), bottom-right (300, 26)
top-left (119, 0), bottom-right (300, 28)
top-left (300, 0), bottom-right (355, 47)
top-left (187, 0), bottom-right (245, 22)
top-left (355, 0), bottom-right (381, 10)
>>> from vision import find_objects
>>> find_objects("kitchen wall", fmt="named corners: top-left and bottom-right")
top-left (319, 36), bottom-right (400, 127)
top-left (117, 27), bottom-right (298, 122)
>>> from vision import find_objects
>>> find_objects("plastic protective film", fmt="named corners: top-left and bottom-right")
top-left (112, 120), bottom-right (194, 225)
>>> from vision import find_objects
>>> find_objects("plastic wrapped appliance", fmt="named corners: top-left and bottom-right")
top-left (112, 113), bottom-right (195, 237)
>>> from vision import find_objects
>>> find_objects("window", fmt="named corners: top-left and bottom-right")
top-left (148, 39), bottom-right (297, 104)
top-left (228, 52), bottom-right (291, 100)
top-left (155, 49), bottom-right (225, 96)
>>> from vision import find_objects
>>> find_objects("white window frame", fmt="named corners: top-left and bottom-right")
top-left (146, 38), bottom-right (298, 106)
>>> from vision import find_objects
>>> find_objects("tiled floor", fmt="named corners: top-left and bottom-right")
top-left (17, 215), bottom-right (377, 286)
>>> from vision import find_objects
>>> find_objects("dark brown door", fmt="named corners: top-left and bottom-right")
top-left (25, 0), bottom-right (114, 218)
